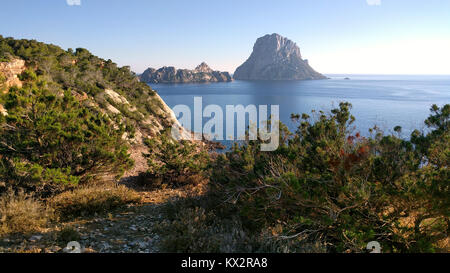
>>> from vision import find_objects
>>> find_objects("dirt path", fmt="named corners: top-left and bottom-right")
top-left (0, 204), bottom-right (156, 253)
top-left (64, 203), bottom-right (165, 253)
top-left (0, 136), bottom-right (208, 253)
top-left (0, 173), bottom-right (208, 253)
top-left (0, 188), bottom-right (192, 253)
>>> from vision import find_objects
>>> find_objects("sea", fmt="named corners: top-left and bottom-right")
top-left (151, 75), bottom-right (450, 147)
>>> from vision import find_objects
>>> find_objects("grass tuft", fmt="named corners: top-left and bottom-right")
top-left (50, 184), bottom-right (141, 219)
top-left (0, 190), bottom-right (54, 235)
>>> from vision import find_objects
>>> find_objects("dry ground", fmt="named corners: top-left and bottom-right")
top-left (0, 141), bottom-right (209, 253)
top-left (0, 182), bottom-right (207, 253)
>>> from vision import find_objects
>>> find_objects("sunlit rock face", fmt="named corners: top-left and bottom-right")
top-left (0, 58), bottom-right (26, 90)
top-left (234, 33), bottom-right (326, 81)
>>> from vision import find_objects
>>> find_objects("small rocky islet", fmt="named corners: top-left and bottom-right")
top-left (139, 62), bottom-right (232, 84)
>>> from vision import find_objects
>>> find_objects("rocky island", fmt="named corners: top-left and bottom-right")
top-left (140, 62), bottom-right (232, 83)
top-left (234, 33), bottom-right (326, 81)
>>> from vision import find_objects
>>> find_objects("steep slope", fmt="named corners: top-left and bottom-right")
top-left (0, 36), bottom-right (182, 140)
top-left (234, 33), bottom-right (326, 81)
top-left (140, 62), bottom-right (232, 83)
top-left (0, 36), bottom-right (189, 186)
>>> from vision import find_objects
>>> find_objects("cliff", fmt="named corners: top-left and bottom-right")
top-left (0, 58), bottom-right (26, 91)
top-left (234, 33), bottom-right (326, 81)
top-left (140, 62), bottom-right (232, 83)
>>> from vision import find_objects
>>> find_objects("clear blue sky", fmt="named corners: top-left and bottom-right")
top-left (1, 0), bottom-right (449, 74)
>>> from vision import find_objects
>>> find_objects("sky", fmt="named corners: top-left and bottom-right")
top-left (1, 0), bottom-right (450, 74)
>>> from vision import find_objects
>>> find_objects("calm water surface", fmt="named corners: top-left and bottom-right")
top-left (151, 75), bottom-right (450, 145)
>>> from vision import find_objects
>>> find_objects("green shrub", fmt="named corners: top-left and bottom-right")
top-left (57, 226), bottom-right (81, 243)
top-left (0, 84), bottom-right (133, 196)
top-left (211, 103), bottom-right (449, 253)
top-left (155, 194), bottom-right (327, 253)
top-left (141, 130), bottom-right (209, 188)
top-left (0, 73), bottom-right (6, 93)
top-left (0, 73), bottom-right (6, 85)
top-left (18, 69), bottom-right (38, 82)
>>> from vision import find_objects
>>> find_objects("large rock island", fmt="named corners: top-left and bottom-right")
top-left (234, 33), bottom-right (326, 81)
top-left (140, 62), bottom-right (232, 83)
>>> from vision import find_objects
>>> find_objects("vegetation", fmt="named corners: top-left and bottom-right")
top-left (57, 226), bottom-right (81, 243)
top-left (0, 36), bottom-right (447, 253)
top-left (207, 103), bottom-right (449, 253)
top-left (0, 71), bottom-right (133, 197)
top-left (148, 103), bottom-right (449, 253)
top-left (154, 193), bottom-right (327, 253)
top-left (140, 129), bottom-right (209, 188)
top-left (0, 190), bottom-right (54, 235)
top-left (0, 73), bottom-right (6, 89)
top-left (0, 36), bottom-right (155, 227)
top-left (50, 185), bottom-right (140, 219)
top-left (0, 35), bottom-right (170, 130)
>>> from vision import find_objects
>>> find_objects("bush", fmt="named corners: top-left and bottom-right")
top-left (18, 69), bottom-right (38, 82)
top-left (0, 190), bottom-right (54, 235)
top-left (210, 103), bottom-right (449, 253)
top-left (0, 83), bottom-right (133, 196)
top-left (57, 226), bottom-right (81, 243)
top-left (141, 130), bottom-right (209, 188)
top-left (156, 206), bottom-right (251, 253)
top-left (50, 184), bottom-right (141, 218)
top-left (0, 72), bottom-right (6, 85)
top-left (156, 195), bottom-right (327, 253)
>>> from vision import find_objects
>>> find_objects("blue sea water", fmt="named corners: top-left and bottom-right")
top-left (151, 75), bottom-right (450, 144)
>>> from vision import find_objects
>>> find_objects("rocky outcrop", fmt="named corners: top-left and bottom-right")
top-left (0, 104), bottom-right (7, 116)
top-left (93, 88), bottom-right (189, 141)
top-left (0, 58), bottom-right (26, 91)
top-left (0, 58), bottom-right (27, 116)
top-left (234, 33), bottom-right (326, 81)
top-left (194, 62), bottom-right (213, 73)
top-left (140, 62), bottom-right (232, 84)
